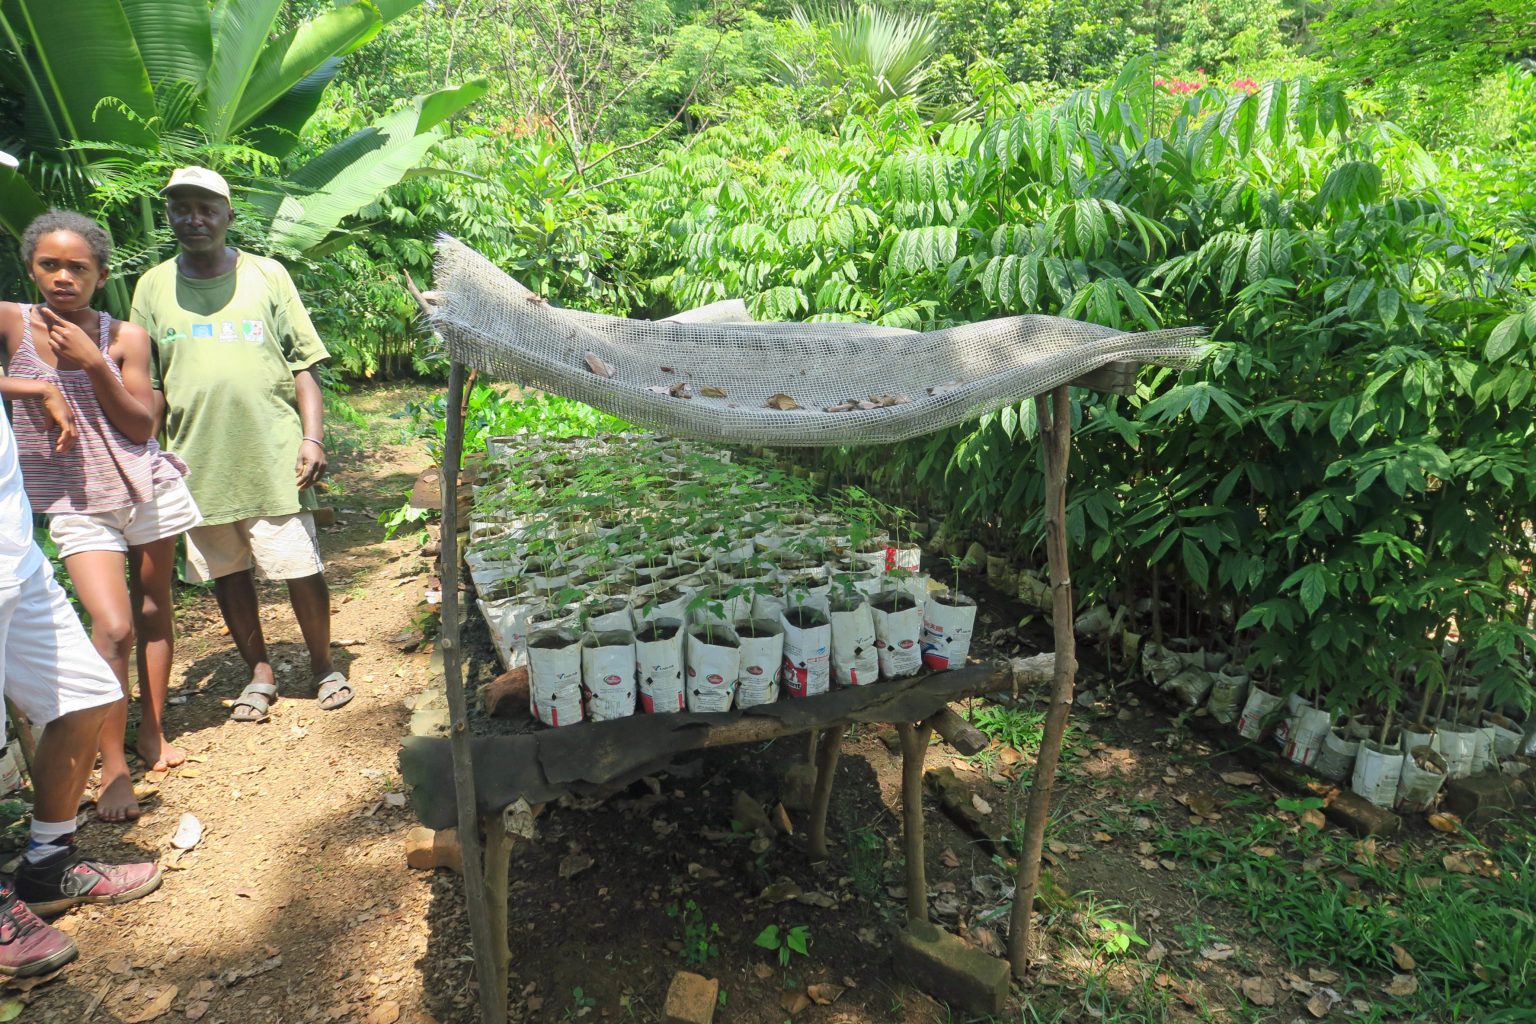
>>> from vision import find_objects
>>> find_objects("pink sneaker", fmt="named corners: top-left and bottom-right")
top-left (0, 891), bottom-right (77, 976)
top-left (13, 846), bottom-right (162, 917)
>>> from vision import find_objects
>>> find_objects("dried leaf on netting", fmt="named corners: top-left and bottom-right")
top-left (927, 380), bottom-right (964, 396)
top-left (668, 381), bottom-right (691, 398)
top-left (699, 386), bottom-right (727, 397)
top-left (765, 394), bottom-right (800, 410)
top-left (869, 394), bottom-right (911, 406)
top-left (584, 352), bottom-right (616, 377)
top-left (645, 386), bottom-right (672, 395)
top-left (824, 402), bottom-right (858, 413)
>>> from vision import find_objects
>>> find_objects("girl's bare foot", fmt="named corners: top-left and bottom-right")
top-left (95, 770), bottom-right (141, 822)
top-left (136, 736), bottom-right (188, 773)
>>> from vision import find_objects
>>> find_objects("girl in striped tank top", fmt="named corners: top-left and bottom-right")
top-left (1, 210), bottom-right (203, 822)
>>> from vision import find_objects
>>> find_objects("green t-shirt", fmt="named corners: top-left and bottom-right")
top-left (130, 251), bottom-right (329, 526)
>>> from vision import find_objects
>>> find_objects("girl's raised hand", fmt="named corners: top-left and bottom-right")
top-left (38, 306), bottom-right (106, 372)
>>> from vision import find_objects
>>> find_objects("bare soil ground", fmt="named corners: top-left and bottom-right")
top-left (8, 383), bottom-right (1475, 1024)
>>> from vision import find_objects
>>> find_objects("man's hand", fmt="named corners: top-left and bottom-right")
top-left (41, 384), bottom-right (78, 453)
top-left (38, 307), bottom-right (108, 373)
top-left (295, 438), bottom-right (327, 488)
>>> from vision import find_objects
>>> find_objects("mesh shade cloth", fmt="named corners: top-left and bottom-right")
top-left (430, 235), bottom-right (1207, 446)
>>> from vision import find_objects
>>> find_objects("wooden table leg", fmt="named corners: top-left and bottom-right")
top-left (482, 813), bottom-right (514, 1008)
top-left (896, 721), bottom-right (934, 925)
top-left (807, 723), bottom-right (846, 860)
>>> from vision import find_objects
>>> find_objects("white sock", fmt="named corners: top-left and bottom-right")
top-left (24, 818), bottom-right (76, 864)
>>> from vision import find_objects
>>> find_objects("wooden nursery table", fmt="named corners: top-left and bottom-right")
top-left (399, 655), bottom-right (1029, 1016)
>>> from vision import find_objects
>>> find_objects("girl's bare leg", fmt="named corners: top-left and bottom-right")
top-left (61, 549), bottom-right (138, 821)
top-left (128, 536), bottom-right (185, 772)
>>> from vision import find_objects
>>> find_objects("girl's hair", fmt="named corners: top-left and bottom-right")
top-left (21, 209), bottom-right (112, 271)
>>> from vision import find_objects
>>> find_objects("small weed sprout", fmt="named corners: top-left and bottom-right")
top-left (754, 923), bottom-right (811, 967)
top-left (666, 900), bottom-right (720, 965)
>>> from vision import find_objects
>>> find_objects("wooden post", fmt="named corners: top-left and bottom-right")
top-left (440, 361), bottom-right (506, 1024)
top-left (807, 723), bottom-right (846, 860)
top-left (896, 721), bottom-right (934, 924)
top-left (1008, 384), bottom-right (1077, 978)
top-left (483, 813), bottom-right (514, 992)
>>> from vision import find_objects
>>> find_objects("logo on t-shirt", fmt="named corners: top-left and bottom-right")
top-left (218, 321), bottom-right (238, 343)
top-left (161, 327), bottom-right (186, 345)
top-left (190, 323), bottom-right (214, 339)
top-left (242, 320), bottom-right (265, 343)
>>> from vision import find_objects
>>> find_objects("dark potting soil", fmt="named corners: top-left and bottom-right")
top-left (784, 606), bottom-right (828, 628)
top-left (634, 622), bottom-right (679, 642)
top-left (869, 592), bottom-right (916, 613)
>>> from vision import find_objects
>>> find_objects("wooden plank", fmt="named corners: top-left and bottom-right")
top-left (1069, 360), bottom-right (1139, 395)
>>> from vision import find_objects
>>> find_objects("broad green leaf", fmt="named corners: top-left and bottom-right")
top-left (203, 0), bottom-right (284, 140)
top-left (121, 0), bottom-right (212, 95)
top-left (270, 77), bottom-right (489, 252)
top-left (245, 57), bottom-right (345, 159)
top-left (1484, 313), bottom-right (1523, 362)
top-left (231, 3), bottom-right (381, 136)
top-left (15, 0), bottom-right (157, 147)
top-left (0, 159), bottom-right (48, 239)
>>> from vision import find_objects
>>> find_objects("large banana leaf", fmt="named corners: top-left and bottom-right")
top-left (121, 0), bottom-right (212, 96)
top-left (203, 0), bottom-right (284, 141)
top-left (230, 3), bottom-right (381, 137)
top-left (13, 0), bottom-right (157, 148)
top-left (246, 59), bottom-right (346, 160)
top-left (268, 78), bottom-right (490, 252)
top-left (0, 156), bottom-right (48, 238)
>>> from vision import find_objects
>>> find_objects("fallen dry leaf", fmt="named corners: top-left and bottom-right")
top-left (178, 768), bottom-right (202, 779)
top-left (184, 1000), bottom-right (211, 1021)
top-left (1308, 967), bottom-right (1340, 984)
top-left (1391, 944), bottom-right (1417, 971)
top-left (124, 984), bottom-right (178, 1023)
top-left (699, 386), bottom-right (727, 397)
top-left (1201, 943), bottom-right (1235, 961)
top-left (1443, 853), bottom-right (1474, 875)
top-left (939, 848), bottom-right (960, 868)
top-left (780, 990), bottom-right (811, 1014)
top-left (1427, 812), bottom-right (1461, 833)
top-left (1306, 991), bottom-right (1336, 1018)
top-left (1219, 771), bottom-right (1262, 786)
top-left (558, 852), bottom-right (594, 879)
top-left (753, 963), bottom-right (775, 980)
top-left (584, 352), bottom-right (617, 377)
top-left (971, 794), bottom-right (992, 816)
top-left (667, 380), bottom-right (690, 398)
top-left (1252, 845), bottom-right (1278, 858)
top-left (1093, 831), bottom-right (1113, 843)
top-left (1382, 974), bottom-right (1418, 997)
top-left (806, 983), bottom-right (845, 1005)
top-left (1138, 856), bottom-right (1160, 870)
top-left (365, 1002), bottom-right (401, 1024)
top-left (765, 393), bottom-right (801, 410)
top-left (1241, 976), bottom-right (1281, 1006)
top-left (927, 380), bottom-right (964, 396)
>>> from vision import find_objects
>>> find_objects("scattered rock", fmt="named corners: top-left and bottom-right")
top-left (405, 826), bottom-right (463, 873)
top-left (479, 668), bottom-right (530, 718)
top-left (731, 790), bottom-right (772, 833)
top-left (781, 763), bottom-right (816, 811)
top-left (662, 971), bottom-right (718, 1024)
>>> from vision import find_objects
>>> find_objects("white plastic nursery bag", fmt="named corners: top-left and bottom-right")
top-left (581, 630), bottom-right (637, 722)
top-left (528, 628), bottom-right (583, 727)
top-left (828, 592), bottom-right (879, 687)
top-left (1237, 686), bottom-right (1283, 740)
top-left (479, 595), bottom-right (541, 671)
top-left (684, 623), bottom-right (740, 713)
top-left (735, 619), bottom-right (785, 708)
top-left (870, 590), bottom-right (923, 678)
top-left (1314, 728), bottom-right (1359, 781)
top-left (1394, 747), bottom-right (1447, 813)
top-left (780, 606), bottom-right (832, 698)
top-left (1205, 667), bottom-right (1249, 725)
top-left (921, 591), bottom-right (976, 671)
top-left (1351, 740), bottom-right (1405, 809)
top-left (635, 617), bottom-right (685, 713)
top-left (1284, 706), bottom-right (1332, 767)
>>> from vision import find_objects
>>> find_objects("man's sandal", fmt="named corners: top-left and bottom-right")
top-left (316, 672), bottom-right (353, 711)
top-left (229, 682), bottom-right (278, 723)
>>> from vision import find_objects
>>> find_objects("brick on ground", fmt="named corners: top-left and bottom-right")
top-left (663, 971), bottom-right (718, 1024)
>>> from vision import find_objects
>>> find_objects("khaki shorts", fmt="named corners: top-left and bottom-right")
top-left (185, 511), bottom-right (325, 584)
top-left (49, 476), bottom-right (203, 559)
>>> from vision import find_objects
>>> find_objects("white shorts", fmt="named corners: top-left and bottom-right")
top-left (185, 511), bottom-right (325, 584)
top-left (0, 562), bottom-right (123, 725)
top-left (49, 475), bottom-right (203, 559)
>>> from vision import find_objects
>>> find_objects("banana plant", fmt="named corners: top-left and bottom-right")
top-left (0, 0), bottom-right (486, 264)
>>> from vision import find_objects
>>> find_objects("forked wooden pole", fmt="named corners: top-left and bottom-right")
top-left (807, 723), bottom-right (846, 860)
top-left (440, 361), bottom-right (505, 1023)
top-left (1008, 384), bottom-right (1077, 977)
top-left (896, 721), bottom-right (934, 924)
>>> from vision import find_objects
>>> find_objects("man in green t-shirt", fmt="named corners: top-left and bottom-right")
top-left (130, 167), bottom-right (351, 721)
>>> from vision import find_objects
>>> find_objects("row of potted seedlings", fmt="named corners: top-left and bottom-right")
top-left (1132, 634), bottom-right (1534, 814)
top-left (462, 434), bottom-right (980, 727)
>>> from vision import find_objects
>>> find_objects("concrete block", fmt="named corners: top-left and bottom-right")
top-left (781, 763), bottom-right (816, 811)
top-left (894, 921), bottom-right (1009, 1017)
top-left (663, 971), bottom-right (718, 1024)
top-left (1443, 773), bottom-right (1530, 825)
top-left (925, 767), bottom-right (1005, 848)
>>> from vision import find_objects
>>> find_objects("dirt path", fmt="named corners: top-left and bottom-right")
top-left (19, 382), bottom-right (448, 1024)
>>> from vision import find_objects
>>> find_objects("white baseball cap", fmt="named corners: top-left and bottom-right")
top-left (160, 166), bottom-right (231, 201)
